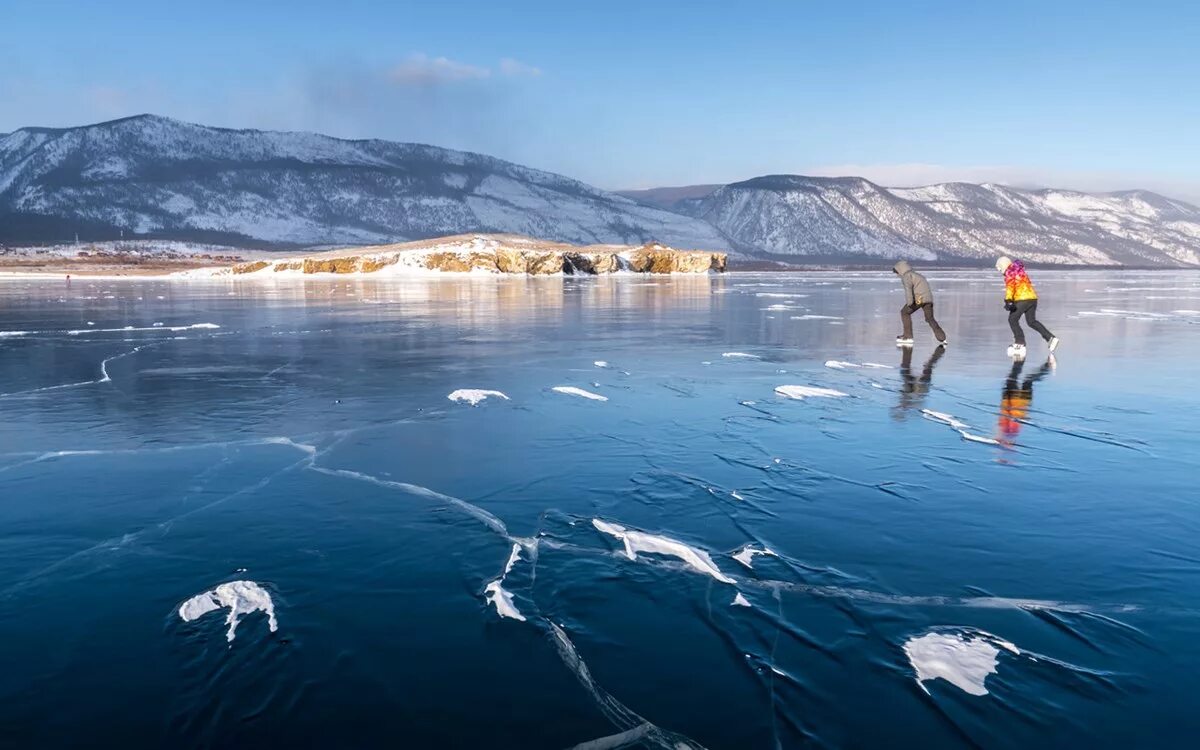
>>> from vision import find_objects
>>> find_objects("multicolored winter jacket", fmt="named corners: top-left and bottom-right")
top-left (1003, 260), bottom-right (1038, 302)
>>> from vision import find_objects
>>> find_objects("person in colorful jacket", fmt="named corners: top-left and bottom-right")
top-left (995, 256), bottom-right (1060, 358)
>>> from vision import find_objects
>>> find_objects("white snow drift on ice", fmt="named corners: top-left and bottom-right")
top-left (178, 580), bottom-right (278, 642)
top-left (592, 519), bottom-right (735, 584)
top-left (903, 630), bottom-right (1019, 696)
top-left (448, 389), bottom-right (510, 406)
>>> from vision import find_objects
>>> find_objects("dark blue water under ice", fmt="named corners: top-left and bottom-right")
top-left (1, 271), bottom-right (1198, 748)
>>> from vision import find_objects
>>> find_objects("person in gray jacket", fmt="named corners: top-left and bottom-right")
top-left (893, 260), bottom-right (947, 346)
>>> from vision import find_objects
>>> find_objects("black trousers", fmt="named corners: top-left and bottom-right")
top-left (900, 302), bottom-right (946, 342)
top-left (1008, 300), bottom-right (1053, 345)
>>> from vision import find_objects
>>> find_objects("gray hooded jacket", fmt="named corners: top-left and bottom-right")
top-left (893, 260), bottom-right (933, 306)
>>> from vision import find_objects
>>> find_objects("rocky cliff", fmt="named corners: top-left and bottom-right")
top-left (214, 234), bottom-right (726, 277)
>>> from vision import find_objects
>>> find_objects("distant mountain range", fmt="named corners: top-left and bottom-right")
top-left (0, 115), bottom-right (726, 251)
top-left (3, 115), bottom-right (1198, 266)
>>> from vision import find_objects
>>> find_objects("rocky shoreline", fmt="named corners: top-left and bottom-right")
top-left (223, 235), bottom-right (726, 277)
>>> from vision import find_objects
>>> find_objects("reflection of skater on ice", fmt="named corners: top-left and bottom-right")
top-left (997, 356), bottom-right (1055, 445)
top-left (893, 261), bottom-right (948, 346)
top-left (893, 344), bottom-right (946, 420)
top-left (995, 256), bottom-right (1059, 359)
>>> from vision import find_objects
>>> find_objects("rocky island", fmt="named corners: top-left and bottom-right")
top-left (219, 234), bottom-right (727, 277)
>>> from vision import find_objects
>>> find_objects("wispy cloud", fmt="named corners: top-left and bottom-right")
top-left (389, 54), bottom-right (492, 86)
top-left (498, 58), bottom-right (542, 77)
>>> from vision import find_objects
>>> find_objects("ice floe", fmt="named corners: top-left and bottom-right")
top-left (774, 385), bottom-right (847, 400)
top-left (903, 629), bottom-right (1019, 696)
top-left (448, 389), bottom-right (510, 406)
top-left (178, 580), bottom-right (278, 643)
top-left (553, 386), bottom-right (608, 401)
top-left (731, 544), bottom-right (778, 569)
top-left (591, 519), bottom-right (735, 584)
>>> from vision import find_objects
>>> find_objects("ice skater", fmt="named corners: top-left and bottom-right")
top-left (995, 256), bottom-right (1059, 358)
top-left (892, 261), bottom-right (947, 346)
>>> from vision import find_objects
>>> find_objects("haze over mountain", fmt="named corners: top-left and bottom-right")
top-left (0, 115), bottom-right (728, 251)
top-left (2, 115), bottom-right (1198, 266)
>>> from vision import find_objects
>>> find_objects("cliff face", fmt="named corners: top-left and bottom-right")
top-left (222, 235), bottom-right (726, 277)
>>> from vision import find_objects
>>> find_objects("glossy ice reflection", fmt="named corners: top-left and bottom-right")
top-left (1, 271), bottom-right (1198, 747)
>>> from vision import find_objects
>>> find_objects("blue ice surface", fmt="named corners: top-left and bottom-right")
top-left (0, 270), bottom-right (1198, 747)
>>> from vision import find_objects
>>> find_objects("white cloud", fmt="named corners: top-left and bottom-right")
top-left (389, 54), bottom-right (491, 86)
top-left (498, 58), bottom-right (542, 77)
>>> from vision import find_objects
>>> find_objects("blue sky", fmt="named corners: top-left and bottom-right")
top-left (2, 0), bottom-right (1197, 199)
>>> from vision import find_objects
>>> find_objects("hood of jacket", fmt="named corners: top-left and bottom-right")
top-left (893, 260), bottom-right (912, 275)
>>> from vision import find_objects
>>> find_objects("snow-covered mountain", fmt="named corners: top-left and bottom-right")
top-left (0, 115), bottom-right (729, 250)
top-left (4, 115), bottom-right (1197, 266)
top-left (680, 176), bottom-right (1200, 266)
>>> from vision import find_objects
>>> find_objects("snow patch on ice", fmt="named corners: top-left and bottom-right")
top-left (722, 352), bottom-right (761, 359)
top-left (903, 630), bottom-right (1019, 696)
top-left (732, 544), bottom-right (778, 569)
top-left (448, 389), bottom-right (509, 406)
top-left (591, 519), bottom-right (735, 584)
top-left (732, 592), bottom-right (751, 607)
top-left (178, 580), bottom-right (278, 643)
top-left (552, 386), bottom-right (607, 401)
top-left (774, 385), bottom-right (847, 400)
top-left (593, 360), bottom-right (609, 368)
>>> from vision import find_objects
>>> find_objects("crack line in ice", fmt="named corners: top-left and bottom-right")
top-left (550, 623), bottom-right (709, 750)
top-left (921, 409), bottom-right (1000, 445)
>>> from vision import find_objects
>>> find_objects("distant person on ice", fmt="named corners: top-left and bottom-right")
top-left (892, 260), bottom-right (947, 346)
top-left (995, 256), bottom-right (1060, 359)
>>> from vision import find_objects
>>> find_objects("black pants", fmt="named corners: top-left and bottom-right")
top-left (900, 303), bottom-right (946, 342)
top-left (1008, 300), bottom-right (1053, 345)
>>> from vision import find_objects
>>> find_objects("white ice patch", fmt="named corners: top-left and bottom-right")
top-left (824, 360), bottom-right (860, 369)
top-left (903, 630), bottom-right (1019, 696)
top-left (774, 385), bottom-right (847, 400)
top-left (552, 386), bottom-right (607, 401)
top-left (66, 323), bottom-right (220, 336)
top-left (922, 409), bottom-right (968, 430)
top-left (790, 314), bottom-right (843, 320)
top-left (483, 580), bottom-right (525, 621)
top-left (722, 352), bottom-right (761, 359)
top-left (732, 592), bottom-right (751, 607)
top-left (178, 580), bottom-right (278, 643)
top-left (591, 519), bottom-right (735, 584)
top-left (732, 544), bottom-right (778, 569)
top-left (448, 389), bottom-right (509, 406)
top-left (0, 331), bottom-right (30, 338)
top-left (593, 361), bottom-right (609, 368)
top-left (483, 543), bottom-right (527, 621)
top-left (959, 431), bottom-right (1000, 445)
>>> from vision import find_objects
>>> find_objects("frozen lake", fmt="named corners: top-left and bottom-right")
top-left (1, 271), bottom-right (1198, 747)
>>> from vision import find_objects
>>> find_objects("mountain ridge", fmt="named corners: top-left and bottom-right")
top-left (0, 114), bottom-right (730, 251)
top-left (3, 115), bottom-right (1198, 266)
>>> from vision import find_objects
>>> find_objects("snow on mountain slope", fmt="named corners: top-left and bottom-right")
top-left (687, 176), bottom-right (1200, 266)
top-left (0, 115), bottom-right (729, 251)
